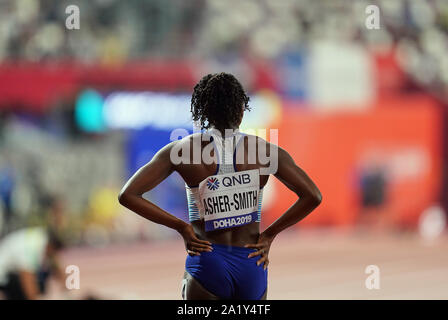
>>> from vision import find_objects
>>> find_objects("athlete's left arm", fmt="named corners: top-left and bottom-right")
top-left (118, 141), bottom-right (213, 253)
top-left (118, 142), bottom-right (186, 229)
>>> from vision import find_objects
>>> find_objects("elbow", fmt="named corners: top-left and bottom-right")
top-left (118, 189), bottom-right (142, 207)
top-left (297, 189), bottom-right (322, 208)
top-left (118, 190), bottom-right (129, 206)
top-left (309, 189), bottom-right (322, 208)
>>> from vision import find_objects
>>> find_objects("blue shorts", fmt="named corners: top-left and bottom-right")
top-left (185, 243), bottom-right (268, 300)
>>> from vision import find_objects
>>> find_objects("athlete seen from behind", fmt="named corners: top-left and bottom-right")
top-left (118, 72), bottom-right (322, 300)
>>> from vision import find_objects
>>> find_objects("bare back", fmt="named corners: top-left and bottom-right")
top-left (173, 132), bottom-right (272, 246)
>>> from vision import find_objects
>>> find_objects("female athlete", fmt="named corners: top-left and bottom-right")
top-left (118, 72), bottom-right (322, 300)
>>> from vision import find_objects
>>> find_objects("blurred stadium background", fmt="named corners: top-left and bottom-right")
top-left (0, 0), bottom-right (447, 299)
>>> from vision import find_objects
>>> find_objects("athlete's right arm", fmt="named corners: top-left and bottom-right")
top-left (264, 146), bottom-right (322, 237)
top-left (246, 146), bottom-right (322, 268)
top-left (118, 141), bottom-right (212, 254)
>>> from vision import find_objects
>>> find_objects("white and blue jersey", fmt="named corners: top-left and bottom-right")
top-left (184, 129), bottom-right (268, 300)
top-left (185, 129), bottom-right (263, 231)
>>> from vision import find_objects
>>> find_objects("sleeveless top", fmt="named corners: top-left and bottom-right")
top-left (185, 128), bottom-right (263, 231)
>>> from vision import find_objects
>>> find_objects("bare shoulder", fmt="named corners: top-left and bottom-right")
top-left (166, 132), bottom-right (210, 165)
top-left (240, 133), bottom-right (279, 157)
top-left (156, 139), bottom-right (178, 156)
top-left (170, 133), bottom-right (204, 153)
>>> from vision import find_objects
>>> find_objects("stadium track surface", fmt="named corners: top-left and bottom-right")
top-left (44, 230), bottom-right (448, 300)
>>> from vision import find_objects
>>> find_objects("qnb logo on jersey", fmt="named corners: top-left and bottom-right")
top-left (207, 177), bottom-right (220, 190)
top-left (222, 173), bottom-right (251, 188)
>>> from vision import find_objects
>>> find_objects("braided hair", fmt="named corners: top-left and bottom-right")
top-left (191, 72), bottom-right (250, 131)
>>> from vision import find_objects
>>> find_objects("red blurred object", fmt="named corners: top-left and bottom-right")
top-left (373, 49), bottom-right (409, 100)
top-left (265, 94), bottom-right (442, 229)
top-left (0, 60), bottom-right (198, 112)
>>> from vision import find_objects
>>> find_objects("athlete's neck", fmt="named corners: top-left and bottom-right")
top-left (210, 127), bottom-right (240, 138)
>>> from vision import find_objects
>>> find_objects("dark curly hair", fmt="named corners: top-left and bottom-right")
top-left (191, 72), bottom-right (250, 131)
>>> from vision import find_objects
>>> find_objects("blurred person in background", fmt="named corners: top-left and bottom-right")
top-left (356, 163), bottom-right (391, 232)
top-left (0, 227), bottom-right (66, 300)
top-left (0, 159), bottom-right (16, 236)
top-left (41, 195), bottom-right (67, 232)
top-left (119, 73), bottom-right (322, 300)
